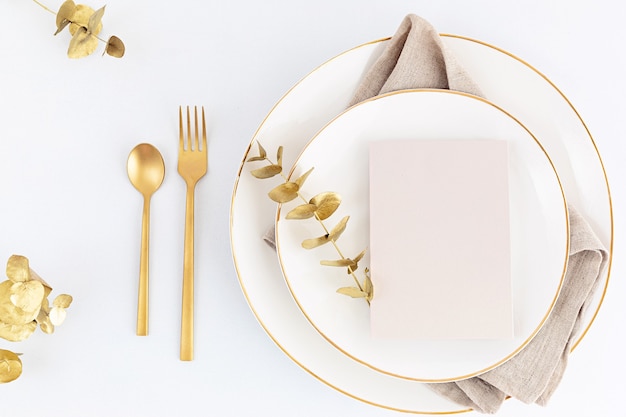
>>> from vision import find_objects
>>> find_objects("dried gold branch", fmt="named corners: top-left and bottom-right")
top-left (247, 141), bottom-right (373, 304)
top-left (32, 0), bottom-right (125, 58)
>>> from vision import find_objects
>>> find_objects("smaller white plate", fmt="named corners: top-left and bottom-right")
top-left (276, 89), bottom-right (569, 382)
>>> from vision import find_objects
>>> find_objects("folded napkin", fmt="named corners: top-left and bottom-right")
top-left (263, 13), bottom-right (609, 413)
top-left (348, 14), bottom-right (482, 104)
top-left (428, 207), bottom-right (607, 413)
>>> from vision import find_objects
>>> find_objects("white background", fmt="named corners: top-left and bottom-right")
top-left (0, 0), bottom-right (623, 416)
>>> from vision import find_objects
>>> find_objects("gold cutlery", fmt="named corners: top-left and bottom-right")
top-left (177, 106), bottom-right (208, 361)
top-left (127, 143), bottom-right (165, 336)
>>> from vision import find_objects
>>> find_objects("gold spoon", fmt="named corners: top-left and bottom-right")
top-left (127, 143), bottom-right (165, 336)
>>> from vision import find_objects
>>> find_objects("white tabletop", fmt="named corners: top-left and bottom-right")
top-left (1, 1), bottom-right (623, 416)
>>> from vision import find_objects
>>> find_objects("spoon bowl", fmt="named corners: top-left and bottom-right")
top-left (127, 143), bottom-right (165, 336)
top-left (128, 144), bottom-right (166, 196)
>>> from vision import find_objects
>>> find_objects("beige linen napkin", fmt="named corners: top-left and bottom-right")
top-left (428, 207), bottom-right (607, 413)
top-left (348, 14), bottom-right (608, 413)
top-left (264, 13), bottom-right (609, 413)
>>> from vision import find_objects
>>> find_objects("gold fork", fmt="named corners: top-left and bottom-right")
top-left (178, 105), bottom-right (208, 361)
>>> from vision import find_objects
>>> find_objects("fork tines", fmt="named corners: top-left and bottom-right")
top-left (178, 105), bottom-right (207, 152)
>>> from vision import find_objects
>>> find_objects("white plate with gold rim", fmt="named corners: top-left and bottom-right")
top-left (230, 35), bottom-right (612, 413)
top-left (275, 89), bottom-right (569, 383)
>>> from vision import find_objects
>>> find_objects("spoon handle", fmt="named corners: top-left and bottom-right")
top-left (137, 197), bottom-right (150, 336)
top-left (180, 184), bottom-right (195, 360)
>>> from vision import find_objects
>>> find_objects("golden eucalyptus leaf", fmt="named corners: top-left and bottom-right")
top-left (87, 5), bottom-right (105, 34)
top-left (301, 234), bottom-right (330, 249)
top-left (268, 182), bottom-right (299, 203)
top-left (250, 164), bottom-right (282, 179)
top-left (105, 35), bottom-right (125, 58)
top-left (347, 249), bottom-right (367, 273)
top-left (320, 259), bottom-right (355, 268)
top-left (364, 276), bottom-right (374, 301)
top-left (353, 249), bottom-right (366, 263)
top-left (54, 19), bottom-right (71, 36)
top-left (37, 313), bottom-right (54, 334)
top-left (68, 26), bottom-right (98, 58)
top-left (9, 281), bottom-right (45, 313)
top-left (6, 255), bottom-right (30, 283)
top-left (336, 287), bottom-right (368, 299)
top-left (0, 349), bottom-right (22, 383)
top-left (0, 320), bottom-right (37, 342)
top-left (49, 307), bottom-right (67, 326)
top-left (256, 142), bottom-right (267, 159)
top-left (294, 167), bottom-right (314, 189)
top-left (53, 294), bottom-right (73, 309)
top-left (55, 0), bottom-right (76, 34)
top-left (310, 192), bottom-right (341, 220)
top-left (286, 203), bottom-right (317, 220)
top-left (69, 4), bottom-right (99, 36)
top-left (246, 141), bottom-right (267, 161)
top-left (0, 281), bottom-right (40, 325)
top-left (301, 217), bottom-right (350, 248)
top-left (246, 155), bottom-right (265, 162)
top-left (328, 216), bottom-right (350, 241)
top-left (276, 146), bottom-right (283, 168)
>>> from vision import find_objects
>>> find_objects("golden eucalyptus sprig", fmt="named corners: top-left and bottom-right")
top-left (247, 141), bottom-right (373, 303)
top-left (0, 255), bottom-right (73, 383)
top-left (32, 0), bottom-right (125, 58)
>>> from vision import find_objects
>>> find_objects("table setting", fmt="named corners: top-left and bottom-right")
top-left (1, 1), bottom-right (623, 416)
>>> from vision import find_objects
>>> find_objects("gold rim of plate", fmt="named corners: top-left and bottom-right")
top-left (276, 88), bottom-right (570, 383)
top-left (230, 34), bottom-right (614, 414)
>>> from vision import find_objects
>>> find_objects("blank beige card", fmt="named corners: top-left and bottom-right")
top-left (369, 139), bottom-right (513, 339)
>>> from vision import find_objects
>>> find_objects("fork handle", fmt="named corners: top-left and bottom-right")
top-left (180, 183), bottom-right (196, 361)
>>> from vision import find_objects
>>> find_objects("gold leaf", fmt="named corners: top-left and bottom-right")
top-left (310, 192), bottom-right (341, 220)
top-left (49, 307), bottom-right (67, 326)
top-left (69, 5), bottom-right (98, 36)
top-left (320, 259), bottom-right (355, 268)
top-left (328, 216), bottom-right (350, 241)
top-left (37, 313), bottom-right (54, 334)
top-left (256, 142), bottom-right (267, 159)
top-left (268, 182), bottom-right (299, 203)
top-left (250, 164), bottom-right (282, 179)
top-left (6, 255), bottom-right (30, 283)
top-left (105, 36), bottom-right (125, 58)
top-left (0, 281), bottom-right (40, 325)
top-left (336, 287), bottom-right (368, 299)
top-left (54, 19), bottom-right (71, 36)
top-left (53, 294), bottom-right (73, 309)
top-left (286, 204), bottom-right (317, 220)
top-left (294, 167), bottom-right (314, 189)
top-left (246, 141), bottom-right (267, 161)
top-left (353, 249), bottom-right (366, 263)
top-left (0, 320), bottom-right (37, 342)
top-left (364, 276), bottom-right (374, 302)
top-left (301, 234), bottom-right (330, 249)
top-left (246, 155), bottom-right (265, 162)
top-left (0, 349), bottom-right (22, 383)
top-left (9, 281), bottom-right (45, 312)
top-left (87, 5), bottom-right (105, 34)
top-left (347, 249), bottom-right (367, 273)
top-left (55, 0), bottom-right (76, 34)
top-left (276, 146), bottom-right (283, 168)
top-left (68, 26), bottom-right (98, 58)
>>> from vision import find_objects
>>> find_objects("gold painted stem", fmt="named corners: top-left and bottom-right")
top-left (136, 196), bottom-right (151, 336)
top-left (32, 0), bottom-right (56, 15)
top-left (180, 183), bottom-right (195, 361)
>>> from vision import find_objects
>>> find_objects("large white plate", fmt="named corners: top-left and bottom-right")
top-left (230, 35), bottom-right (613, 413)
top-left (275, 89), bottom-right (569, 382)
